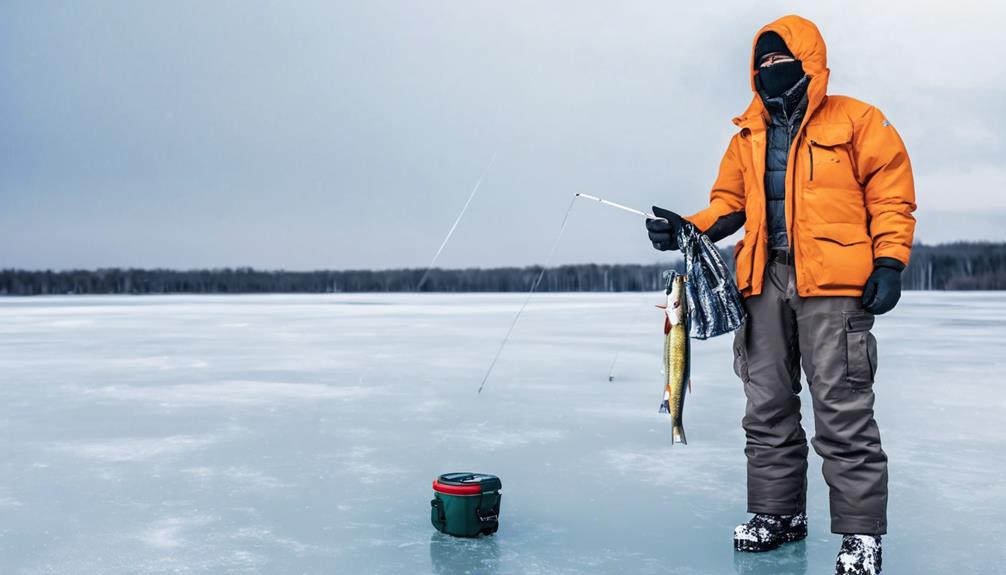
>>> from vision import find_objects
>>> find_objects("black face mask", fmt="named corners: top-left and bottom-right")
top-left (756, 59), bottom-right (805, 99)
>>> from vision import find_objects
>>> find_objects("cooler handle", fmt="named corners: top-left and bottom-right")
top-left (430, 498), bottom-right (446, 531)
top-left (476, 506), bottom-right (499, 523)
top-left (477, 492), bottom-right (500, 523)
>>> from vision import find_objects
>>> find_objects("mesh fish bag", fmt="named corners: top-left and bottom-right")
top-left (670, 223), bottom-right (746, 340)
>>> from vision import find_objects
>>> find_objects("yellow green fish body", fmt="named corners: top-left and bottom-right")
top-left (660, 272), bottom-right (690, 444)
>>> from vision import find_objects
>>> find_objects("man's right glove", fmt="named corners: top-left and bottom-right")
top-left (645, 206), bottom-right (689, 251)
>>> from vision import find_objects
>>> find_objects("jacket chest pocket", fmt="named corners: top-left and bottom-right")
top-left (804, 123), bottom-right (855, 187)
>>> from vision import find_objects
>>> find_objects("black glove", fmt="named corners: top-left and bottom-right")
top-left (646, 206), bottom-right (689, 251)
top-left (862, 257), bottom-right (905, 315)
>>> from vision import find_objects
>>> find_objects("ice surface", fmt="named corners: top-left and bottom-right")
top-left (1, 292), bottom-right (1004, 574)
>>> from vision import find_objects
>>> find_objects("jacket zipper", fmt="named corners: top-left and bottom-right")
top-left (784, 118), bottom-right (795, 266)
top-left (787, 90), bottom-right (817, 295)
top-left (808, 141), bottom-right (814, 181)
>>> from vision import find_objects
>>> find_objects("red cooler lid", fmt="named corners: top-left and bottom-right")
top-left (433, 472), bottom-right (501, 495)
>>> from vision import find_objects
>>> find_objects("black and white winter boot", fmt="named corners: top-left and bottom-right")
top-left (733, 512), bottom-right (807, 552)
top-left (835, 535), bottom-right (882, 575)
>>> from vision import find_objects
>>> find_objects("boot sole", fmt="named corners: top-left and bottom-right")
top-left (733, 527), bottom-right (807, 553)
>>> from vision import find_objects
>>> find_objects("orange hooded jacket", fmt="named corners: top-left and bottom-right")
top-left (684, 15), bottom-right (917, 298)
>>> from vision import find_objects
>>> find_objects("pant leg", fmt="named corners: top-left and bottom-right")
top-left (791, 280), bottom-right (888, 535)
top-left (736, 260), bottom-right (808, 516)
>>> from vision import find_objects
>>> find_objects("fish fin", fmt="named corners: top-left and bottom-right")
top-left (688, 379), bottom-right (692, 394)
top-left (655, 304), bottom-right (667, 309)
top-left (658, 400), bottom-right (669, 414)
top-left (671, 425), bottom-right (687, 445)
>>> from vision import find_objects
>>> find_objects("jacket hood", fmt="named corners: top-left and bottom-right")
top-left (736, 15), bottom-right (830, 127)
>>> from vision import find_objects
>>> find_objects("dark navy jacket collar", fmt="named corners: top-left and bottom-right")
top-left (760, 74), bottom-right (810, 122)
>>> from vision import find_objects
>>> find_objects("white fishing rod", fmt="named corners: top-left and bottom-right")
top-left (575, 193), bottom-right (666, 221)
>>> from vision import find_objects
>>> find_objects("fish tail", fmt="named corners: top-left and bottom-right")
top-left (671, 424), bottom-right (687, 445)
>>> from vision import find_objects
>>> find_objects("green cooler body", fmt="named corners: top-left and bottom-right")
top-left (430, 472), bottom-right (501, 537)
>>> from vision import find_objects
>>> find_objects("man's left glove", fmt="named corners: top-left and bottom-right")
top-left (862, 257), bottom-right (905, 315)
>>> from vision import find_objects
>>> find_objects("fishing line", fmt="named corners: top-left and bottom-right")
top-left (477, 194), bottom-right (578, 394)
top-left (606, 293), bottom-right (654, 382)
top-left (416, 153), bottom-right (498, 291)
top-left (574, 194), bottom-right (667, 382)
top-left (477, 192), bottom-right (662, 394)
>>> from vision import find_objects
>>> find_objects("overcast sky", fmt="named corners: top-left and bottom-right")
top-left (2, 1), bottom-right (1004, 270)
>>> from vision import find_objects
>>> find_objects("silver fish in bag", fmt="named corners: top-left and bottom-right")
top-left (675, 224), bottom-right (746, 340)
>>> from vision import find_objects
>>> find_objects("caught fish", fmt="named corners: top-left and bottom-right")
top-left (658, 271), bottom-right (690, 445)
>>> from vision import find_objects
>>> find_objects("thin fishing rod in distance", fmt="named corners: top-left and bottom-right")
top-left (477, 192), bottom-right (667, 395)
top-left (416, 153), bottom-right (498, 291)
top-left (476, 194), bottom-right (579, 394)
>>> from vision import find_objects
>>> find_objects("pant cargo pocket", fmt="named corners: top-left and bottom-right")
top-left (843, 311), bottom-right (877, 386)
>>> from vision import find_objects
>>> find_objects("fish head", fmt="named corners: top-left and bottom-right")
top-left (667, 273), bottom-right (687, 326)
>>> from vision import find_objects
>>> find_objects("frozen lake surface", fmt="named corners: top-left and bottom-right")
top-left (1, 292), bottom-right (1004, 574)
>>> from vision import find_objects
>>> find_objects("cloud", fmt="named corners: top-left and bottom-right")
top-left (0, 1), bottom-right (1002, 269)
top-left (916, 164), bottom-right (1006, 212)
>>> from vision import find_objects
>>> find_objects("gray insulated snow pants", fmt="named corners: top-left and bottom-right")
top-left (732, 258), bottom-right (888, 535)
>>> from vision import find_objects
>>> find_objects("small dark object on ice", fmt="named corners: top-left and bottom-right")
top-left (733, 512), bottom-right (807, 552)
top-left (835, 534), bottom-right (882, 575)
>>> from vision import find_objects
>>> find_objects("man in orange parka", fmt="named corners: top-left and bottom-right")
top-left (645, 15), bottom-right (915, 575)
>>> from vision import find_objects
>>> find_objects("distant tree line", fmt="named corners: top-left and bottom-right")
top-left (899, 242), bottom-right (1006, 290)
top-left (2, 242), bottom-right (1004, 296)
